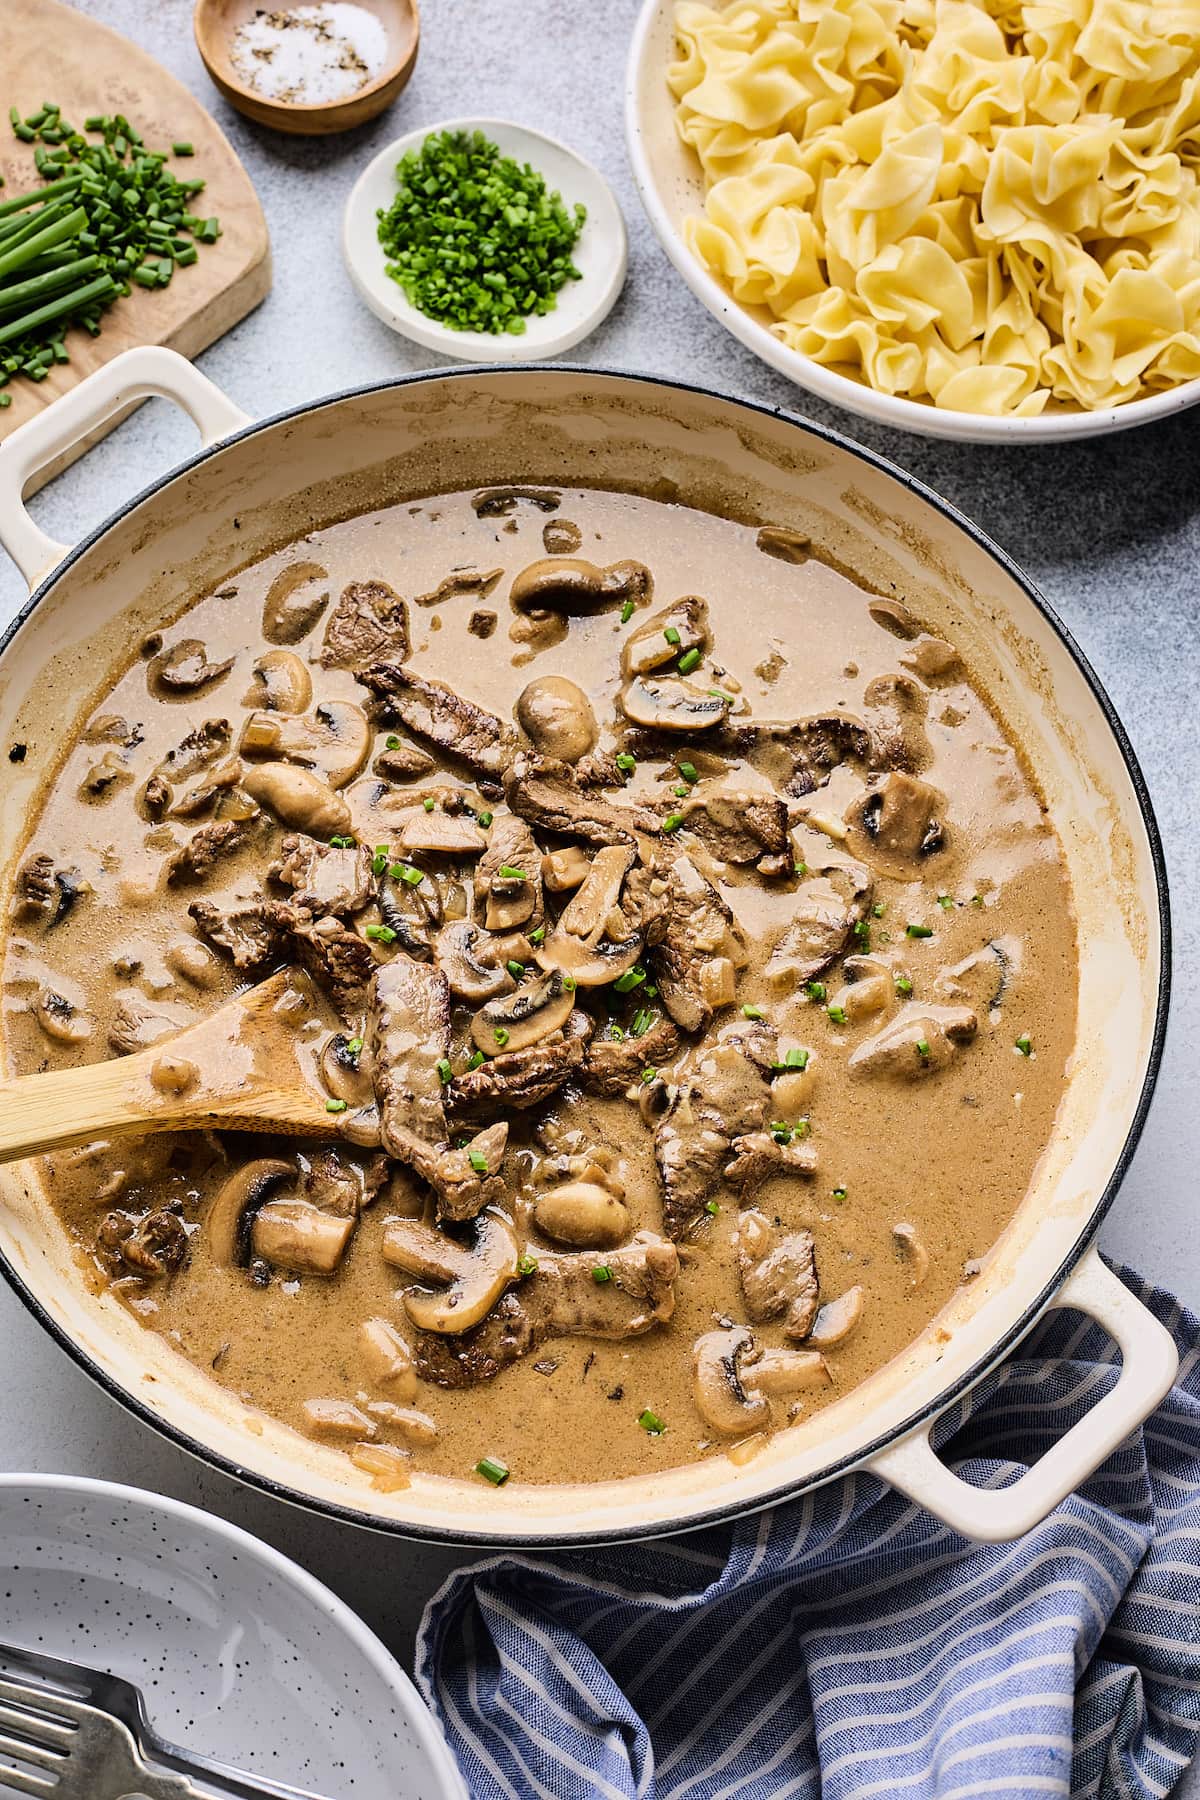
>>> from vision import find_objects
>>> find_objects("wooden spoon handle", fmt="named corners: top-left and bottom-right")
top-left (0, 1053), bottom-right (177, 1162)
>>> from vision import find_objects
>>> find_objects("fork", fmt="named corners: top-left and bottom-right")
top-left (0, 1641), bottom-right (338, 1800)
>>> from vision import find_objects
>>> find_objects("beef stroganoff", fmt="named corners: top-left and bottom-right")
top-left (2, 485), bottom-right (1077, 1489)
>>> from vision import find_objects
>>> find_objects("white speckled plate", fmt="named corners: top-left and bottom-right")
top-left (342, 116), bottom-right (627, 360)
top-left (0, 1475), bottom-right (465, 1800)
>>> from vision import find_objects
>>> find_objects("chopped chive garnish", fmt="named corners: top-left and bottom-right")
top-left (937, 895), bottom-right (954, 910)
top-left (616, 751), bottom-right (636, 773)
top-left (678, 761), bottom-right (698, 783)
top-left (436, 1057), bottom-right (452, 1083)
top-left (529, 926), bottom-right (546, 945)
top-left (467, 1049), bottom-right (485, 1070)
top-left (677, 647), bottom-right (701, 675)
top-left (638, 1408), bottom-right (665, 1435)
top-left (493, 1027), bottom-right (510, 1047)
top-left (771, 1047), bottom-right (809, 1072)
top-left (423, 797), bottom-right (436, 812)
top-left (742, 1003), bottom-right (765, 1020)
top-left (325, 1097), bottom-right (348, 1113)
top-left (832, 1186), bottom-right (847, 1201)
top-left (853, 920), bottom-right (871, 945)
top-left (895, 975), bottom-right (913, 995)
top-left (385, 734), bottom-right (401, 750)
top-left (916, 1038), bottom-right (930, 1058)
top-left (506, 959), bottom-right (526, 980)
top-left (827, 1004), bottom-right (848, 1024)
top-left (609, 1024), bottom-right (626, 1042)
top-left (794, 860), bottom-right (808, 877)
top-left (372, 850), bottom-right (388, 876)
top-left (517, 1253), bottom-right (538, 1276)
top-left (674, 784), bottom-right (690, 797)
top-left (793, 1118), bottom-right (811, 1138)
top-left (642, 1066), bottom-right (658, 1083)
top-left (329, 834), bottom-right (354, 848)
top-left (804, 981), bottom-right (826, 1002)
top-left (498, 864), bottom-right (527, 881)
top-left (630, 1008), bottom-right (653, 1036)
top-left (365, 923), bottom-right (396, 943)
top-left (399, 864), bottom-right (424, 886)
top-left (662, 812), bottom-right (683, 833)
top-left (708, 686), bottom-right (733, 703)
top-left (704, 1199), bottom-right (720, 1215)
top-left (468, 1149), bottom-right (489, 1173)
top-left (664, 624), bottom-right (681, 646)
top-left (592, 1265), bottom-right (613, 1284)
top-left (971, 894), bottom-right (985, 908)
top-left (1015, 1034), bottom-right (1032, 1056)
top-left (475, 1456), bottom-right (509, 1486)
top-left (873, 902), bottom-right (885, 917)
top-left (620, 598), bottom-right (635, 624)
top-left (562, 973), bottom-right (576, 991)
top-left (906, 923), bottom-right (934, 939)
top-left (478, 810), bottom-right (493, 828)
top-left (345, 1036), bottom-right (364, 1058)
top-left (613, 966), bottom-right (646, 994)
top-left (172, 142), bottom-right (194, 156)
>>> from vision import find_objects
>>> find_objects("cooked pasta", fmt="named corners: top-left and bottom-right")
top-left (668, 0), bottom-right (1200, 414)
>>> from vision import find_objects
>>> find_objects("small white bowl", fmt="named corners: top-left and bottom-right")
top-left (343, 117), bottom-right (627, 361)
top-left (626, 0), bottom-right (1200, 443)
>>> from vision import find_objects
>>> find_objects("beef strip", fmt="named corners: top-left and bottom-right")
top-left (653, 1042), bottom-right (772, 1237)
top-left (97, 1208), bottom-right (188, 1278)
top-left (737, 1211), bottom-right (819, 1339)
top-left (266, 901), bottom-right (376, 1013)
top-left (651, 853), bottom-right (745, 1034)
top-left (12, 853), bottom-right (84, 927)
top-left (166, 819), bottom-right (254, 884)
top-left (359, 661), bottom-right (516, 782)
top-left (864, 672), bottom-right (931, 772)
top-left (188, 898), bottom-right (279, 969)
top-left (411, 1232), bottom-right (678, 1388)
top-left (269, 834), bottom-right (373, 914)
top-left (477, 813), bottom-right (544, 932)
top-left (581, 1017), bottom-right (681, 1096)
top-left (677, 785), bottom-right (790, 866)
top-left (448, 1009), bottom-right (593, 1114)
top-left (765, 856), bottom-right (873, 991)
top-left (723, 1131), bottom-right (818, 1193)
top-left (504, 753), bottom-right (661, 846)
top-left (320, 579), bottom-right (410, 671)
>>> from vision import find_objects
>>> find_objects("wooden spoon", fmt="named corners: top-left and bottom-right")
top-left (0, 967), bottom-right (361, 1163)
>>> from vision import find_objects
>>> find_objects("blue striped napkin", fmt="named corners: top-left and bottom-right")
top-left (416, 1263), bottom-right (1200, 1799)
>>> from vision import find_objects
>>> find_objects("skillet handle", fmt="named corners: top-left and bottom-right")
top-left (866, 1244), bottom-right (1178, 1542)
top-left (0, 345), bottom-right (251, 589)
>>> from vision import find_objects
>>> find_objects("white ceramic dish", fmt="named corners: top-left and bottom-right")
top-left (342, 117), bottom-right (627, 361)
top-left (0, 1473), bottom-right (465, 1800)
top-left (625, 0), bottom-right (1200, 444)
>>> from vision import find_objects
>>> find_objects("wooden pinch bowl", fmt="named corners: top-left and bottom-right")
top-left (194, 0), bottom-right (419, 135)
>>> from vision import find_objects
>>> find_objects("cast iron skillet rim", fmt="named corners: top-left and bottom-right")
top-left (0, 363), bottom-right (1172, 1546)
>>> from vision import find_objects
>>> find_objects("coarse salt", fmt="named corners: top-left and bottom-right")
top-left (229, 4), bottom-right (389, 106)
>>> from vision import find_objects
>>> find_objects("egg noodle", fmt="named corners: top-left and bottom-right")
top-left (669, 0), bottom-right (1200, 414)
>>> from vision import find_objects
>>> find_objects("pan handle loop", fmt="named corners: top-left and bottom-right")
top-left (0, 346), bottom-right (251, 590)
top-left (866, 1244), bottom-right (1178, 1542)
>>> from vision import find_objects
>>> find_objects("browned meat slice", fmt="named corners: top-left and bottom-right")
top-left (411, 1234), bottom-right (678, 1388)
top-left (476, 813), bottom-right (544, 931)
top-left (765, 856), bottom-right (873, 991)
top-left (724, 1131), bottom-right (818, 1193)
top-left (448, 1009), bottom-right (593, 1114)
top-left (360, 662), bottom-right (516, 782)
top-left (188, 898), bottom-right (279, 969)
top-left (267, 901), bottom-right (376, 1013)
top-left (574, 750), bottom-right (628, 788)
top-left (652, 853), bottom-right (745, 1034)
top-left (707, 712), bottom-right (871, 797)
top-left (736, 1211), bottom-right (819, 1340)
top-left (581, 1017), bottom-right (681, 1096)
top-left (98, 1207), bottom-right (188, 1278)
top-left (413, 569), bottom-right (502, 608)
top-left (270, 834), bottom-right (373, 914)
top-left (321, 579), bottom-right (410, 671)
top-left (12, 853), bottom-right (86, 927)
top-left (148, 640), bottom-right (233, 695)
top-left (374, 740), bottom-right (437, 781)
top-left (142, 720), bottom-right (232, 817)
top-left (166, 819), bottom-right (254, 884)
top-left (864, 672), bottom-right (931, 771)
top-left (505, 753), bottom-right (662, 847)
top-left (653, 1042), bottom-right (771, 1237)
top-left (677, 784), bottom-right (789, 867)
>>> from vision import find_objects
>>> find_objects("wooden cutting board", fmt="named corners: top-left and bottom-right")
top-left (0, 0), bottom-right (270, 487)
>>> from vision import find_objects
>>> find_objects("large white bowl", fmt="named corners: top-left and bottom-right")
top-left (625, 0), bottom-right (1200, 444)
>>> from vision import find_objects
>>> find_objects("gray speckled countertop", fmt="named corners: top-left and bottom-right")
top-left (1, 0), bottom-right (1198, 1749)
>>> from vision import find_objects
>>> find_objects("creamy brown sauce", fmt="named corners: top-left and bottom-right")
top-left (2, 486), bottom-right (1077, 1489)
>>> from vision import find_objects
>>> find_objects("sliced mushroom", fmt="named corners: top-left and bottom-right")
top-left (239, 701), bottom-right (371, 790)
top-left (750, 1347), bottom-right (830, 1395)
top-left (79, 750), bottom-right (133, 802)
top-left (848, 1004), bottom-right (977, 1079)
top-left (208, 1158), bottom-right (294, 1265)
top-left (533, 1181), bottom-right (630, 1249)
top-left (303, 1398), bottom-right (376, 1441)
top-left (620, 675), bottom-right (732, 733)
top-left (435, 920), bottom-right (517, 1003)
top-left (358, 1317), bottom-right (418, 1399)
top-left (262, 561), bottom-right (329, 644)
top-left (934, 942), bottom-right (1011, 1014)
top-left (830, 954), bottom-right (892, 1021)
top-left (516, 676), bottom-right (598, 763)
top-left (756, 525), bottom-right (811, 563)
top-left (808, 1285), bottom-right (864, 1347)
top-left (319, 1032), bottom-right (374, 1107)
top-left (397, 806), bottom-right (487, 856)
top-left (893, 1222), bottom-right (930, 1287)
top-left (382, 1210), bottom-right (518, 1334)
top-left (148, 639), bottom-right (234, 696)
top-left (251, 1198), bottom-right (356, 1273)
top-left (509, 557), bottom-right (650, 616)
top-left (471, 969), bottom-right (574, 1055)
top-left (534, 845), bottom-right (643, 988)
top-left (542, 845), bottom-right (591, 891)
top-left (693, 1325), bottom-right (769, 1436)
top-left (33, 985), bottom-right (92, 1044)
top-left (243, 649), bottom-right (313, 714)
top-left (622, 595), bottom-right (710, 677)
top-left (845, 771), bottom-right (946, 874)
top-left (240, 763), bottom-right (351, 838)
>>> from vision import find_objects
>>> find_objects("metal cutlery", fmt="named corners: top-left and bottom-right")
top-left (0, 1641), bottom-right (337, 1800)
